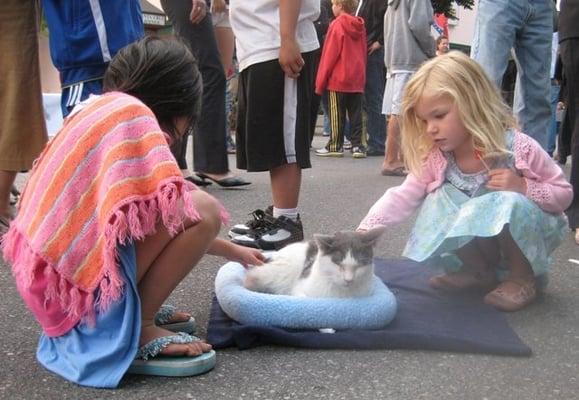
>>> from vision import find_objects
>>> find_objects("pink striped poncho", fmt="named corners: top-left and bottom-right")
top-left (2, 92), bottom-right (227, 336)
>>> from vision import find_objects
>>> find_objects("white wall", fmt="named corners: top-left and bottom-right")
top-left (448, 3), bottom-right (478, 47)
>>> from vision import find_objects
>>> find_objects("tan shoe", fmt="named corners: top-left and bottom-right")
top-left (574, 229), bottom-right (579, 245)
top-left (484, 278), bottom-right (537, 312)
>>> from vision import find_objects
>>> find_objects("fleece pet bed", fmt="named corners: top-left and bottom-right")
top-left (207, 258), bottom-right (532, 356)
top-left (214, 262), bottom-right (397, 330)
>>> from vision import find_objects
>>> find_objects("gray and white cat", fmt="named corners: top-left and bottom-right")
top-left (244, 228), bottom-right (385, 298)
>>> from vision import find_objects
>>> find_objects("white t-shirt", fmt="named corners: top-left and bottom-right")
top-left (229, 0), bottom-right (320, 72)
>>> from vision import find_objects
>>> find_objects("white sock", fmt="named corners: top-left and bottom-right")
top-left (273, 207), bottom-right (298, 221)
top-left (181, 169), bottom-right (192, 178)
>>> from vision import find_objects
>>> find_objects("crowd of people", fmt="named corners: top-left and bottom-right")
top-left (0, 0), bottom-right (577, 389)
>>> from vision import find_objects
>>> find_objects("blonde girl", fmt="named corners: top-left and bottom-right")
top-left (359, 51), bottom-right (573, 312)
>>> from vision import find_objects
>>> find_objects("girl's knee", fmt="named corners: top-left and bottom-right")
top-left (190, 191), bottom-right (222, 237)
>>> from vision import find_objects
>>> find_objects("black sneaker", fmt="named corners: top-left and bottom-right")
top-left (228, 206), bottom-right (274, 238)
top-left (351, 145), bottom-right (367, 159)
top-left (232, 215), bottom-right (304, 250)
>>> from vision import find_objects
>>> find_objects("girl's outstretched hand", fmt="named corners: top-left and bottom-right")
top-left (486, 168), bottom-right (527, 194)
top-left (227, 243), bottom-right (266, 268)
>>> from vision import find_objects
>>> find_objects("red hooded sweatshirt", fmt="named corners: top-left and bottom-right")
top-left (315, 13), bottom-right (367, 95)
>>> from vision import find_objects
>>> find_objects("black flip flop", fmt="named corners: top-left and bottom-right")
top-left (185, 175), bottom-right (212, 187)
top-left (196, 172), bottom-right (251, 188)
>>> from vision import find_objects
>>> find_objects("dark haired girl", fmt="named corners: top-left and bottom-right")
top-left (2, 37), bottom-right (264, 388)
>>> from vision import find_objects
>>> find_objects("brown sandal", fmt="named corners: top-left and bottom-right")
top-left (429, 268), bottom-right (497, 292)
top-left (484, 278), bottom-right (537, 312)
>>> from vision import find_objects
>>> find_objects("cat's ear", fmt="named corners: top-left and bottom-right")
top-left (314, 234), bottom-right (335, 253)
top-left (359, 226), bottom-right (386, 246)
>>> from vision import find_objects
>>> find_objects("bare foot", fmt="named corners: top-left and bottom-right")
top-left (140, 324), bottom-right (212, 357)
top-left (161, 311), bottom-right (192, 325)
top-left (574, 229), bottom-right (579, 245)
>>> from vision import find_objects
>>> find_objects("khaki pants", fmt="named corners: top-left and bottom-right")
top-left (0, 0), bottom-right (48, 172)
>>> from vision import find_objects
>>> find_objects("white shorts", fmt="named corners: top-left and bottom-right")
top-left (382, 72), bottom-right (413, 116)
top-left (212, 11), bottom-right (230, 28)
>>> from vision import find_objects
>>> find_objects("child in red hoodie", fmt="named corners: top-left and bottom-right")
top-left (315, 0), bottom-right (368, 158)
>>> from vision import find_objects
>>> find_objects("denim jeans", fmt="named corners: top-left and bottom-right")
top-left (471, 0), bottom-right (553, 150)
top-left (364, 47), bottom-right (386, 152)
top-left (547, 83), bottom-right (560, 156)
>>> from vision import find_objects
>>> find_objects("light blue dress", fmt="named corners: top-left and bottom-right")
top-left (404, 130), bottom-right (568, 279)
top-left (36, 243), bottom-right (140, 388)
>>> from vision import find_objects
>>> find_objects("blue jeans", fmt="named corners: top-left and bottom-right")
top-left (364, 47), bottom-right (386, 152)
top-left (471, 0), bottom-right (552, 150)
top-left (547, 83), bottom-right (560, 156)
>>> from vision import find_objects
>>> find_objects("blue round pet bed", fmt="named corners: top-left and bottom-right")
top-left (214, 262), bottom-right (397, 330)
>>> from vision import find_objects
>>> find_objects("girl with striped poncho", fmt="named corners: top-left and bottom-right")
top-left (2, 37), bottom-right (265, 388)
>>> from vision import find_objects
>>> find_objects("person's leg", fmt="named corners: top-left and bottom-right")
top-left (135, 190), bottom-right (221, 355)
top-left (308, 48), bottom-right (322, 145)
top-left (319, 90), bottom-right (345, 154)
top-left (0, 171), bottom-right (16, 220)
top-left (347, 93), bottom-right (366, 157)
top-left (0, 0), bottom-right (48, 223)
top-left (512, 1), bottom-right (553, 150)
top-left (321, 91), bottom-right (331, 135)
top-left (547, 83), bottom-right (561, 156)
top-left (470, 0), bottom-right (520, 89)
top-left (560, 39), bottom-right (579, 241)
top-left (270, 163), bottom-right (301, 209)
top-left (381, 73), bottom-right (412, 173)
top-left (232, 52), bottom-right (315, 249)
top-left (364, 47), bottom-right (386, 154)
top-left (484, 225), bottom-right (537, 311)
top-left (497, 226), bottom-right (534, 281)
top-left (212, 16), bottom-right (236, 158)
top-left (382, 114), bottom-right (403, 172)
top-left (162, 0), bottom-right (230, 177)
top-left (170, 132), bottom-right (190, 171)
top-left (429, 237), bottom-right (499, 290)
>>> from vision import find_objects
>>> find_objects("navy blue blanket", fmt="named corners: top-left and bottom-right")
top-left (207, 258), bottom-right (532, 356)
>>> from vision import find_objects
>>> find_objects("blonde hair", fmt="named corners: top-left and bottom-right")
top-left (333, 0), bottom-right (359, 14)
top-left (400, 51), bottom-right (516, 176)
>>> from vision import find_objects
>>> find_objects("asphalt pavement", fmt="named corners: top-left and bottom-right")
top-left (1, 135), bottom-right (578, 400)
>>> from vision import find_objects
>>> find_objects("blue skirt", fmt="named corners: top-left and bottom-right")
top-left (36, 243), bottom-right (140, 388)
top-left (404, 184), bottom-right (568, 277)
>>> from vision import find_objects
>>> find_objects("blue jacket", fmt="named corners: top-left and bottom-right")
top-left (42, 0), bottom-right (144, 87)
